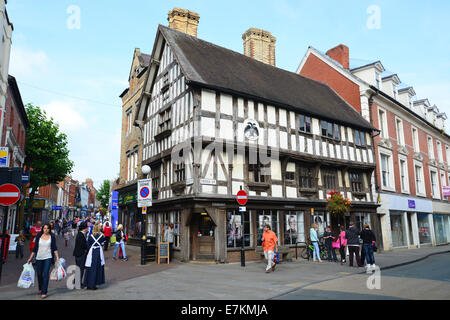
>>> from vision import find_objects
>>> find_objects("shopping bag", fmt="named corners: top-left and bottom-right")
top-left (332, 240), bottom-right (340, 249)
top-left (50, 261), bottom-right (67, 281)
top-left (273, 251), bottom-right (280, 264)
top-left (17, 263), bottom-right (35, 288)
top-left (110, 235), bottom-right (116, 244)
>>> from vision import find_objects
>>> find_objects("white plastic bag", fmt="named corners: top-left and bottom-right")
top-left (17, 263), bottom-right (35, 288)
top-left (50, 260), bottom-right (67, 281)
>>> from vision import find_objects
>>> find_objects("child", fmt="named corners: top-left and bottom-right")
top-left (64, 229), bottom-right (70, 247)
top-left (15, 231), bottom-right (25, 259)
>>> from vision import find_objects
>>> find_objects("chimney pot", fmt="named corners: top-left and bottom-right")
top-left (242, 28), bottom-right (276, 67)
top-left (168, 8), bottom-right (200, 37)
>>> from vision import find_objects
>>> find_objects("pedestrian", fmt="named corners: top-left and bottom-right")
top-left (323, 226), bottom-right (337, 262)
top-left (113, 224), bottom-right (128, 261)
top-left (64, 228), bottom-right (70, 247)
top-left (261, 224), bottom-right (278, 273)
top-left (309, 223), bottom-right (323, 263)
top-left (49, 221), bottom-right (56, 235)
top-left (103, 222), bottom-right (112, 251)
top-left (62, 219), bottom-right (68, 234)
top-left (26, 223), bottom-right (60, 299)
top-left (164, 223), bottom-right (175, 262)
top-left (83, 224), bottom-right (105, 290)
top-left (338, 225), bottom-right (347, 264)
top-left (24, 217), bottom-right (31, 237)
top-left (345, 222), bottom-right (363, 268)
top-left (73, 222), bottom-right (89, 289)
top-left (54, 220), bottom-right (60, 236)
top-left (71, 218), bottom-right (77, 237)
top-left (360, 223), bottom-right (377, 268)
top-left (29, 220), bottom-right (42, 253)
top-left (15, 230), bottom-right (26, 259)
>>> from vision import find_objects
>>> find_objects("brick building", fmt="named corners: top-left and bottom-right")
top-left (297, 44), bottom-right (450, 251)
top-left (115, 47), bottom-right (151, 242)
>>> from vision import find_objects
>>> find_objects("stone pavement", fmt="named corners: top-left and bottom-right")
top-left (0, 231), bottom-right (176, 291)
top-left (0, 242), bottom-right (448, 300)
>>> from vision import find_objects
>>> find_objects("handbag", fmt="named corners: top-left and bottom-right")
top-left (332, 240), bottom-right (340, 249)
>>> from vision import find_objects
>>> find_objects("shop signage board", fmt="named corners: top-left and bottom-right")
top-left (138, 178), bottom-right (152, 208)
top-left (408, 200), bottom-right (416, 209)
top-left (200, 179), bottom-right (216, 185)
top-left (52, 205), bottom-right (62, 210)
top-left (443, 186), bottom-right (450, 197)
top-left (158, 242), bottom-right (170, 264)
top-left (0, 148), bottom-right (8, 167)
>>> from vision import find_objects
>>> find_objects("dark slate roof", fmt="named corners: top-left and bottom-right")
top-left (159, 25), bottom-right (375, 131)
top-left (139, 53), bottom-right (151, 66)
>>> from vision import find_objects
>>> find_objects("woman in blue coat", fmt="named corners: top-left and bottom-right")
top-left (83, 224), bottom-right (105, 290)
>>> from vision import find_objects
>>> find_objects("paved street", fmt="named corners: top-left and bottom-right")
top-left (0, 237), bottom-right (449, 300)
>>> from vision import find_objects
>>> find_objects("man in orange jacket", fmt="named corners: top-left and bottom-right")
top-left (261, 225), bottom-right (278, 273)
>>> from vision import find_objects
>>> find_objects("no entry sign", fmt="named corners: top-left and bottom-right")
top-left (0, 183), bottom-right (20, 206)
top-left (236, 189), bottom-right (248, 206)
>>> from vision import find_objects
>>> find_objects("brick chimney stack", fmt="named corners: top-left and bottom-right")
top-left (242, 28), bottom-right (276, 67)
top-left (168, 8), bottom-right (200, 37)
top-left (326, 44), bottom-right (350, 70)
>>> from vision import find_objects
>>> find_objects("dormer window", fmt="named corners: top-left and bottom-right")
top-left (393, 83), bottom-right (398, 100)
top-left (375, 71), bottom-right (381, 89)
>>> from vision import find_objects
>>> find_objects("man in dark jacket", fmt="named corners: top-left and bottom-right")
top-left (360, 224), bottom-right (376, 267)
top-left (73, 222), bottom-right (89, 288)
top-left (345, 223), bottom-right (363, 267)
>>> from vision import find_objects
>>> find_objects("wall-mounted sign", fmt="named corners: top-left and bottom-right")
top-left (200, 179), bottom-right (216, 185)
top-left (408, 200), bottom-right (416, 209)
top-left (443, 186), bottom-right (450, 197)
top-left (138, 178), bottom-right (152, 208)
top-left (244, 118), bottom-right (260, 141)
top-left (0, 147), bottom-right (8, 167)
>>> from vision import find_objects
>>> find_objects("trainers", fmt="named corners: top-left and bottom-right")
top-left (265, 269), bottom-right (271, 273)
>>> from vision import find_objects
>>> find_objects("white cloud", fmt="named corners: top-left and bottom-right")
top-left (41, 100), bottom-right (89, 133)
top-left (9, 47), bottom-right (50, 79)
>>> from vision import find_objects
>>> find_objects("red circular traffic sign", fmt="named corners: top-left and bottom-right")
top-left (0, 183), bottom-right (21, 206)
top-left (236, 189), bottom-right (248, 206)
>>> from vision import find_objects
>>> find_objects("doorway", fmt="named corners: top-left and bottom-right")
top-left (190, 212), bottom-right (216, 260)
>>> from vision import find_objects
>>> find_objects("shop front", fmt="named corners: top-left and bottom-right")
top-left (145, 196), bottom-right (378, 263)
top-left (431, 201), bottom-right (450, 246)
top-left (379, 193), bottom-right (436, 250)
top-left (117, 185), bottom-right (144, 245)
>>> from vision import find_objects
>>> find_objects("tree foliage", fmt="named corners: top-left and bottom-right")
top-left (96, 180), bottom-right (111, 209)
top-left (25, 103), bottom-right (74, 200)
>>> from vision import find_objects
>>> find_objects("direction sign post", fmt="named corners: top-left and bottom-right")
top-left (0, 183), bottom-right (21, 282)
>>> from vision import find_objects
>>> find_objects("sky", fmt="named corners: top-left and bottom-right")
top-left (7, 0), bottom-right (450, 189)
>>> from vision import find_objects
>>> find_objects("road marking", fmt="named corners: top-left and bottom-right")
top-left (338, 272), bottom-right (352, 275)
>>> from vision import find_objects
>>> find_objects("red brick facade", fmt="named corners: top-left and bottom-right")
top-left (299, 52), bottom-right (361, 113)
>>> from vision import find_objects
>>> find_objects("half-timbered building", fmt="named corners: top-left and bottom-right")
top-left (134, 9), bottom-right (379, 262)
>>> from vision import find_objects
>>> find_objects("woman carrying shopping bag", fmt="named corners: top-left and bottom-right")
top-left (26, 223), bottom-right (60, 299)
top-left (113, 224), bottom-right (127, 261)
top-left (83, 224), bottom-right (105, 290)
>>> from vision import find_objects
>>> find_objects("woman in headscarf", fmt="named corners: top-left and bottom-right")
top-left (83, 224), bottom-right (105, 290)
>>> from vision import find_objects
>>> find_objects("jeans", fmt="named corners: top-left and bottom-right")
top-left (16, 245), bottom-right (24, 258)
top-left (326, 243), bottom-right (337, 261)
top-left (264, 250), bottom-right (275, 271)
top-left (36, 258), bottom-right (52, 295)
top-left (169, 242), bottom-right (173, 261)
top-left (312, 241), bottom-right (321, 261)
top-left (113, 242), bottom-right (127, 259)
top-left (363, 243), bottom-right (375, 265)
top-left (348, 245), bottom-right (362, 267)
top-left (339, 246), bottom-right (346, 262)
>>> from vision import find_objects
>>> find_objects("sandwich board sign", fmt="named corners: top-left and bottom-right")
top-left (138, 178), bottom-right (152, 208)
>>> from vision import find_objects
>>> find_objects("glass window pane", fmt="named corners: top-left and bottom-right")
top-left (321, 121), bottom-right (327, 136)
top-left (299, 115), bottom-right (305, 132)
top-left (355, 130), bottom-right (361, 145)
top-left (305, 117), bottom-right (311, 133)
top-left (328, 122), bottom-right (333, 138)
top-left (334, 124), bottom-right (340, 140)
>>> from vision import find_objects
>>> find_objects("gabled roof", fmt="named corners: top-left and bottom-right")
top-left (155, 25), bottom-right (374, 131)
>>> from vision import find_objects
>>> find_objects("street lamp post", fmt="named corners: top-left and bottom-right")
top-left (141, 165), bottom-right (151, 265)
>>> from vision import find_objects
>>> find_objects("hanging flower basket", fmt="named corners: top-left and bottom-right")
top-left (326, 190), bottom-right (351, 215)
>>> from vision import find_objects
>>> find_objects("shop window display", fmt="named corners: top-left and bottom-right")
top-left (390, 212), bottom-right (406, 247)
top-left (417, 213), bottom-right (431, 244)
top-left (311, 211), bottom-right (328, 237)
top-left (433, 214), bottom-right (448, 245)
top-left (284, 211), bottom-right (305, 245)
top-left (256, 210), bottom-right (279, 246)
top-left (226, 210), bottom-right (251, 248)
